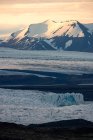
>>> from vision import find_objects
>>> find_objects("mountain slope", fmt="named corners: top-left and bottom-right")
top-left (52, 21), bottom-right (93, 52)
top-left (1, 20), bottom-right (93, 52)
top-left (84, 23), bottom-right (93, 32)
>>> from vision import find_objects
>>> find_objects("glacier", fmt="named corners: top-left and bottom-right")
top-left (0, 88), bottom-right (84, 108)
top-left (41, 93), bottom-right (84, 107)
top-left (0, 88), bottom-right (88, 125)
top-left (0, 47), bottom-right (93, 74)
top-left (0, 48), bottom-right (93, 125)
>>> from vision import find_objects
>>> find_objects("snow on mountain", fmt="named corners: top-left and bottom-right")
top-left (65, 40), bottom-right (72, 49)
top-left (12, 20), bottom-right (85, 39)
top-left (25, 20), bottom-right (62, 38)
top-left (1, 20), bottom-right (93, 52)
top-left (52, 21), bottom-right (93, 51)
top-left (9, 27), bottom-right (29, 42)
top-left (53, 20), bottom-right (84, 37)
top-left (9, 20), bottom-right (62, 41)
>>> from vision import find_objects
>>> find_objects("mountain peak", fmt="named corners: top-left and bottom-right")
top-left (24, 20), bottom-right (62, 38)
top-left (43, 19), bottom-right (56, 24)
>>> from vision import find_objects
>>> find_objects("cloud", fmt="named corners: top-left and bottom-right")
top-left (0, 2), bottom-right (93, 14)
top-left (0, 0), bottom-right (92, 33)
top-left (0, 24), bottom-right (25, 34)
top-left (0, 0), bottom-right (93, 4)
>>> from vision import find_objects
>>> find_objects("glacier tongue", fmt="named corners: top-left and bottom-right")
top-left (41, 93), bottom-right (84, 107)
top-left (0, 89), bottom-right (85, 125)
top-left (0, 88), bottom-right (84, 108)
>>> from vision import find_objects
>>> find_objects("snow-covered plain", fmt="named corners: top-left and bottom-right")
top-left (0, 88), bottom-right (93, 125)
top-left (0, 47), bottom-right (93, 74)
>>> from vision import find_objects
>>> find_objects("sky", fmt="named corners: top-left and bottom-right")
top-left (0, 0), bottom-right (93, 35)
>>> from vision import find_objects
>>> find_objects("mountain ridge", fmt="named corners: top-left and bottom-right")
top-left (0, 20), bottom-right (93, 52)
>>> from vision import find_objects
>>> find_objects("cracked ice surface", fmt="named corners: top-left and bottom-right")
top-left (0, 88), bottom-right (92, 125)
top-left (0, 48), bottom-right (93, 74)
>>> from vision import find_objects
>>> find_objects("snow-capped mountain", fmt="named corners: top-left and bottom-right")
top-left (1, 20), bottom-right (93, 52)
